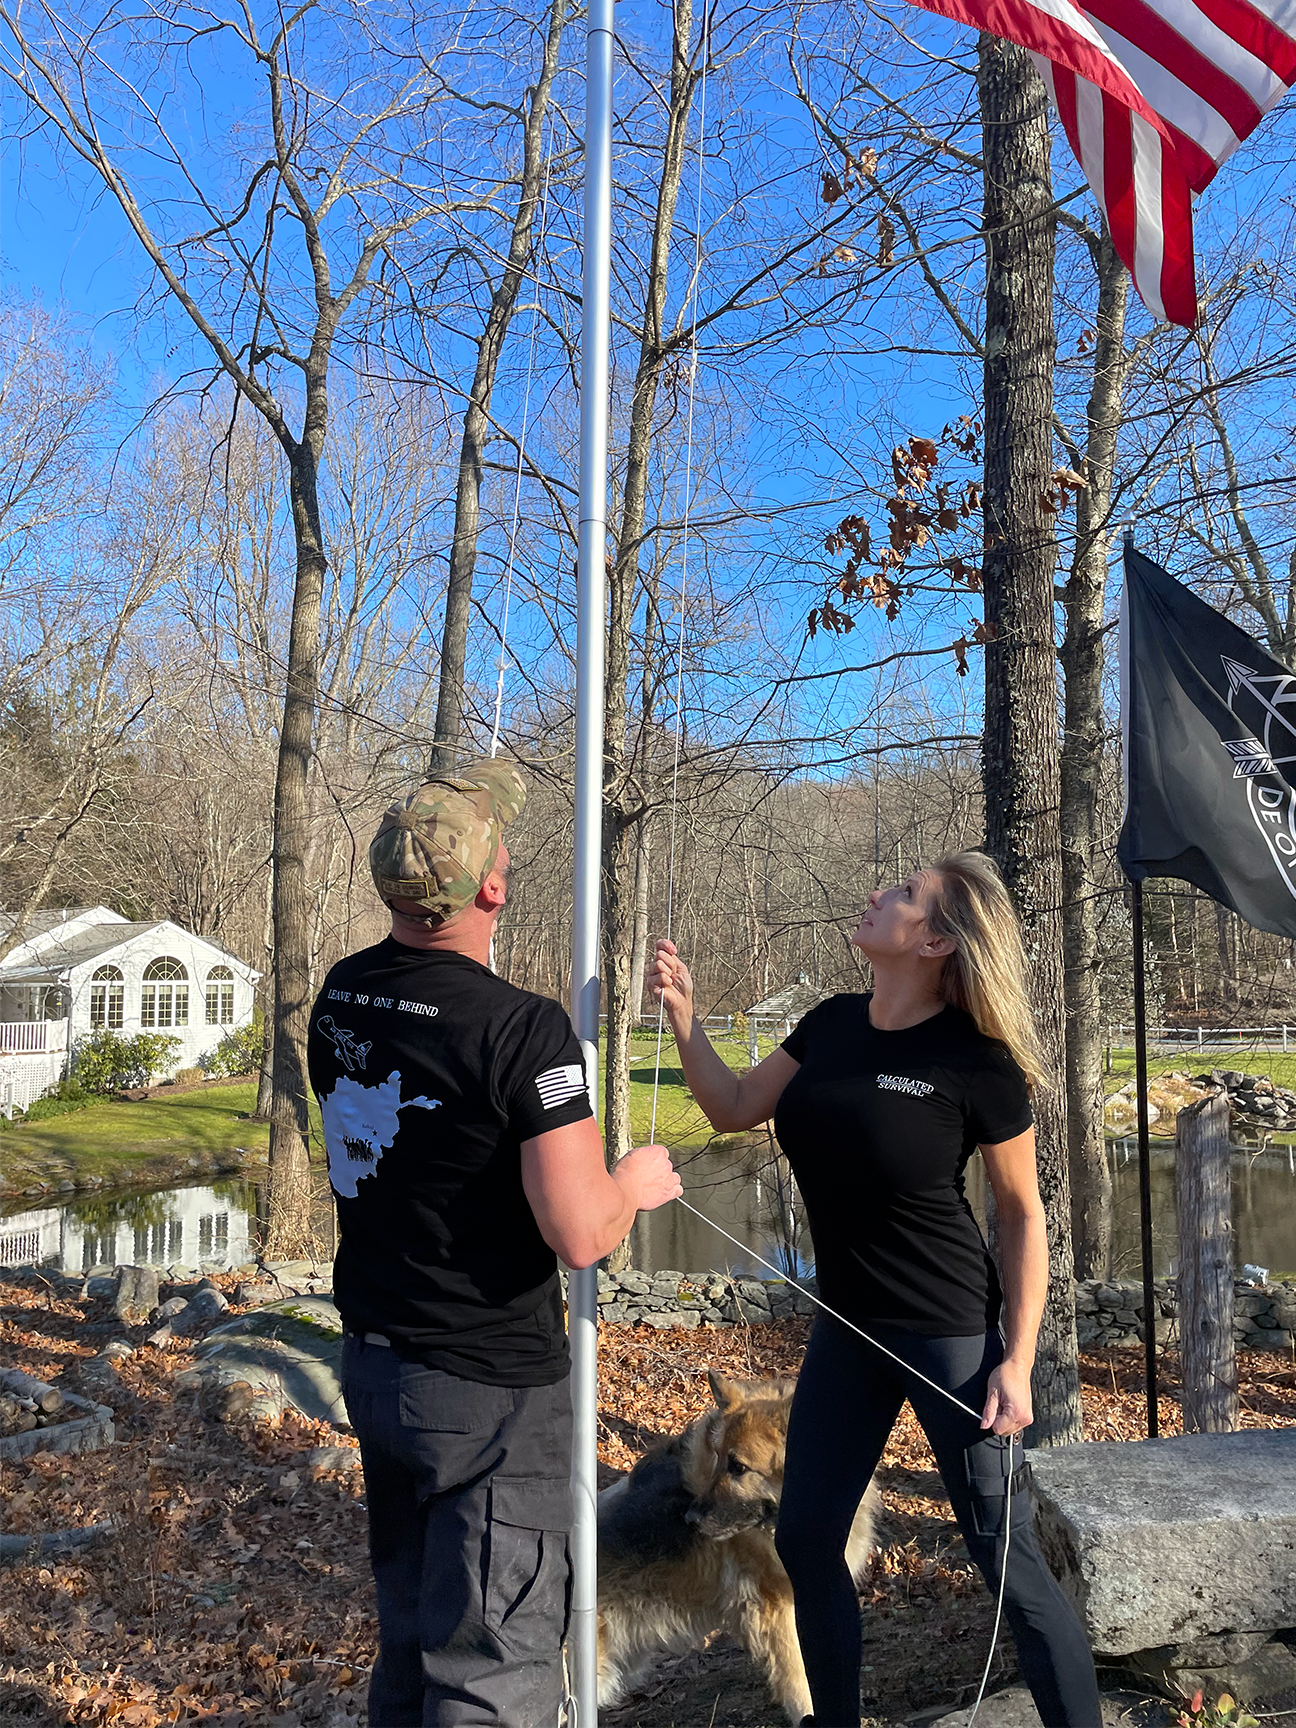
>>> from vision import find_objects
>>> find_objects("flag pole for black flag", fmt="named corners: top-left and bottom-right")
top-left (1130, 878), bottom-right (1160, 1437)
top-left (1123, 524), bottom-right (1160, 1437)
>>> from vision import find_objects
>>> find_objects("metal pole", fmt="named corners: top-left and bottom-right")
top-left (569, 0), bottom-right (613, 1718)
top-left (1132, 880), bottom-right (1159, 1437)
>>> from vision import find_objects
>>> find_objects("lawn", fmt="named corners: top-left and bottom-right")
top-left (620, 1025), bottom-right (779, 1147)
top-left (0, 1083), bottom-right (270, 1197)
top-left (1104, 1046), bottom-right (1296, 1091)
top-left (1, 1032), bottom-right (754, 1198)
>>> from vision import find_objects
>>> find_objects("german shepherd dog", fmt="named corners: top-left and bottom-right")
top-left (596, 1369), bottom-right (877, 1722)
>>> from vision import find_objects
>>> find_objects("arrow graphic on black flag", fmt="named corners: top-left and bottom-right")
top-left (1119, 545), bottom-right (1296, 937)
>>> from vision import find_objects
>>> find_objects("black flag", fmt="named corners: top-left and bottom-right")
top-left (1119, 544), bottom-right (1296, 937)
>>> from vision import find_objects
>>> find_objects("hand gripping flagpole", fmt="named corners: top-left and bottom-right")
top-left (569, 0), bottom-right (614, 1718)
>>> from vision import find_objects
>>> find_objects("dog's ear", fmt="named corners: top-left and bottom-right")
top-left (707, 1368), bottom-right (743, 1412)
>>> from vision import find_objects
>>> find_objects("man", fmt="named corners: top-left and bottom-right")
top-left (307, 759), bottom-right (680, 1728)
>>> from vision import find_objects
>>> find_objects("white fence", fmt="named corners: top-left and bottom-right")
top-left (0, 1019), bottom-right (68, 1055)
top-left (1108, 1025), bottom-right (1296, 1053)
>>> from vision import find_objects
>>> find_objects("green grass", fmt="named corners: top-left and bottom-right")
top-left (1104, 1047), bottom-right (1296, 1091)
top-left (619, 1027), bottom-right (778, 1147)
top-left (1, 1082), bottom-right (270, 1194)
top-left (0, 1029), bottom-right (759, 1197)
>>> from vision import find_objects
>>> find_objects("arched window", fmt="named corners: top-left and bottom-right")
top-left (205, 965), bottom-right (235, 1026)
top-left (140, 957), bottom-right (188, 1028)
top-left (89, 966), bottom-right (124, 1030)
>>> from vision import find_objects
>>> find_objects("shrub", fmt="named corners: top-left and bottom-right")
top-left (73, 1030), bottom-right (183, 1093)
top-left (173, 1065), bottom-right (205, 1087)
top-left (202, 1019), bottom-right (261, 1078)
top-left (22, 1093), bottom-right (93, 1123)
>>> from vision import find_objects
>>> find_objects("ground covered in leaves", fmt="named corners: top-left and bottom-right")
top-left (1, 1271), bottom-right (1291, 1726)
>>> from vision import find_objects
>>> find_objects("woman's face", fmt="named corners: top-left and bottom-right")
top-left (851, 870), bottom-right (947, 962)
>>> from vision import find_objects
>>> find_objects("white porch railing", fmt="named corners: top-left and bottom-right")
top-left (0, 1020), bottom-right (69, 1054)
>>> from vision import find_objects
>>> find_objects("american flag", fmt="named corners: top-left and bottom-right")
top-left (906, 0), bottom-right (1296, 325)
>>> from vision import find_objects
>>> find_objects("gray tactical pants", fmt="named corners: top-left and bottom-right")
top-left (340, 1333), bottom-right (573, 1727)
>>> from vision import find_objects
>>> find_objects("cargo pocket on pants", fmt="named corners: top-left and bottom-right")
top-left (484, 1475), bottom-right (573, 1644)
top-left (964, 1434), bottom-right (1032, 1541)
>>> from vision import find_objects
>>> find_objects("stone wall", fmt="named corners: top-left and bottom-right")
top-left (7, 1259), bottom-right (1294, 1350)
top-left (570, 1269), bottom-right (1296, 1350)
top-left (1074, 1276), bottom-right (1296, 1352)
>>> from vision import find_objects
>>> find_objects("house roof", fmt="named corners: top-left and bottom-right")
top-left (0, 907), bottom-right (111, 940)
top-left (745, 974), bottom-right (833, 1020)
top-left (0, 920), bottom-right (257, 983)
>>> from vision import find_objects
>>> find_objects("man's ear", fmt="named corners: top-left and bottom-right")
top-left (476, 875), bottom-right (506, 913)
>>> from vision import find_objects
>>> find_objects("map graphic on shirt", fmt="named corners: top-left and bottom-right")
top-left (319, 1069), bottom-right (439, 1198)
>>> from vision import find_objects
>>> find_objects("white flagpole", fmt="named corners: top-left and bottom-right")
top-left (569, 0), bottom-right (613, 1716)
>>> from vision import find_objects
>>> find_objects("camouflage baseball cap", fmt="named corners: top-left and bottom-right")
top-left (369, 757), bottom-right (527, 918)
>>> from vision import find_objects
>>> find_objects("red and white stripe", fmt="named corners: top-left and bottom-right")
top-left (906, 0), bottom-right (1296, 325)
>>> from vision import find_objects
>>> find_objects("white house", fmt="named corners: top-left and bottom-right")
top-left (0, 907), bottom-right (260, 1115)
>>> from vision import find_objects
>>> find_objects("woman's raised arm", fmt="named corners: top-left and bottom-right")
top-left (650, 939), bottom-right (800, 1132)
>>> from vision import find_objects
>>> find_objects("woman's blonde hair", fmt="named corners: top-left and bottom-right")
top-left (924, 850), bottom-right (1044, 1090)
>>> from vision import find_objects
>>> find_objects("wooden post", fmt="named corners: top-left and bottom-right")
top-left (1176, 1090), bottom-right (1238, 1433)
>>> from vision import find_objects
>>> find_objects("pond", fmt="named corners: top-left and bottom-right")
top-left (2, 1137), bottom-right (1293, 1282)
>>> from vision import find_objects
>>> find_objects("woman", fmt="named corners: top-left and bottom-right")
top-left (650, 851), bottom-right (1100, 1728)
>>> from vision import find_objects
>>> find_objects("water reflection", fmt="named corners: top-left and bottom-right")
top-left (2, 1136), bottom-right (1292, 1282)
top-left (0, 1181), bottom-right (258, 1273)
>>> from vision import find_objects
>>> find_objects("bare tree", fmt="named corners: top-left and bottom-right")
top-left (1, 0), bottom-right (466, 1248)
top-left (426, 0), bottom-right (570, 772)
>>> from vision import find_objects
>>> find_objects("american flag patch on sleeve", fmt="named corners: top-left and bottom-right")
top-left (535, 1063), bottom-right (588, 1109)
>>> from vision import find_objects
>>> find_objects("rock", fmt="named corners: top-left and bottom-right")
top-left (306, 1444), bottom-right (362, 1476)
top-left (1128, 1635), bottom-right (1296, 1708)
top-left (112, 1265), bottom-right (160, 1325)
top-left (98, 1340), bottom-right (134, 1361)
top-left (231, 1276), bottom-right (294, 1307)
top-left (1031, 1430), bottom-right (1296, 1657)
top-left (617, 1270), bottom-right (651, 1295)
top-left (183, 1297), bottom-right (347, 1425)
top-left (151, 1296), bottom-right (189, 1323)
top-left (917, 1685), bottom-right (1148, 1726)
top-left (0, 1391), bottom-right (114, 1462)
top-left (207, 1379), bottom-right (256, 1423)
top-left (169, 1287), bottom-right (230, 1337)
top-left (82, 1275), bottom-right (117, 1299)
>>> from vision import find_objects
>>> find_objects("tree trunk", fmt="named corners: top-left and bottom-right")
top-left (1176, 1091), bottom-right (1238, 1432)
top-left (254, 869), bottom-right (274, 1119)
top-left (628, 814), bottom-right (653, 1021)
top-left (601, 0), bottom-right (700, 1186)
top-left (1061, 231), bottom-right (1128, 1279)
top-left (264, 442), bottom-right (327, 1257)
top-left (427, 0), bottom-right (570, 774)
top-left (978, 34), bottom-right (1082, 1447)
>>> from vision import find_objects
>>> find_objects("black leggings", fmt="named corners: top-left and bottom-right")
top-left (774, 1316), bottom-right (1101, 1728)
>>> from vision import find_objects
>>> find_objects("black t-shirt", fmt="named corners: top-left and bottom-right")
top-left (775, 994), bottom-right (1032, 1335)
top-left (306, 939), bottom-right (593, 1386)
